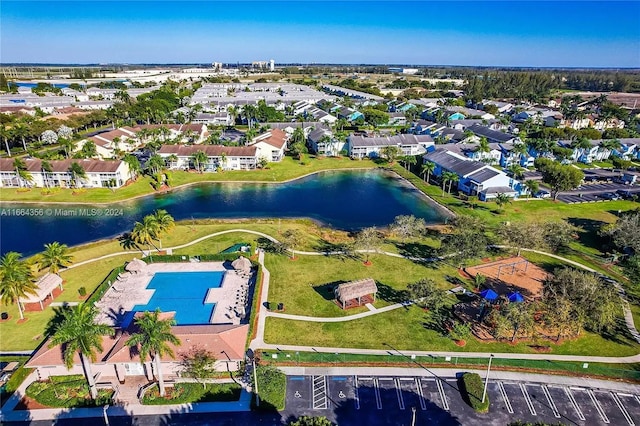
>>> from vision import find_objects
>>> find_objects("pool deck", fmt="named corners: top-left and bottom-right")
top-left (94, 262), bottom-right (252, 326)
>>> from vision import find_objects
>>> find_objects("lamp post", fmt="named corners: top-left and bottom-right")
top-left (253, 357), bottom-right (260, 407)
top-left (481, 354), bottom-right (494, 404)
top-left (411, 406), bottom-right (416, 426)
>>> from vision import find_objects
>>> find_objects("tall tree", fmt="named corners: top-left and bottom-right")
top-left (0, 252), bottom-right (37, 320)
top-left (191, 150), bottom-right (208, 173)
top-left (390, 215), bottom-right (426, 241)
top-left (39, 242), bottom-right (73, 274)
top-left (494, 193), bottom-right (511, 212)
top-left (421, 161), bottom-right (436, 183)
top-left (68, 162), bottom-right (87, 188)
top-left (280, 229), bottom-right (302, 260)
top-left (523, 180), bottom-right (539, 199)
top-left (49, 304), bottom-right (115, 399)
top-left (151, 210), bottom-right (175, 249)
top-left (354, 227), bottom-right (382, 264)
top-left (123, 154), bottom-right (141, 181)
top-left (126, 309), bottom-right (181, 397)
top-left (131, 215), bottom-right (160, 252)
top-left (407, 278), bottom-right (446, 312)
top-left (380, 146), bottom-right (401, 164)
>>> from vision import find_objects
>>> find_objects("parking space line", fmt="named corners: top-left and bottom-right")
top-left (612, 392), bottom-right (635, 426)
top-left (312, 375), bottom-right (327, 410)
top-left (415, 378), bottom-right (426, 411)
top-left (564, 387), bottom-right (586, 421)
top-left (541, 385), bottom-right (561, 419)
top-left (354, 376), bottom-right (360, 410)
top-left (395, 378), bottom-right (405, 410)
top-left (498, 382), bottom-right (513, 414)
top-left (587, 390), bottom-right (609, 424)
top-left (520, 383), bottom-right (536, 415)
top-left (374, 378), bottom-right (382, 410)
top-left (436, 378), bottom-right (450, 411)
top-left (635, 395), bottom-right (640, 406)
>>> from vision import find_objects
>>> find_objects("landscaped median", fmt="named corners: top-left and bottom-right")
top-left (253, 365), bottom-right (286, 411)
top-left (24, 375), bottom-right (114, 408)
top-left (141, 382), bottom-right (242, 405)
top-left (458, 372), bottom-right (490, 413)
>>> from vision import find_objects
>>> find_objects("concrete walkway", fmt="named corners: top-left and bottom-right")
top-left (267, 302), bottom-right (406, 323)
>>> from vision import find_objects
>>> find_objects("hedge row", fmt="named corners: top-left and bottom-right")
top-left (142, 382), bottom-right (242, 405)
top-left (460, 372), bottom-right (489, 413)
top-left (142, 253), bottom-right (244, 263)
top-left (86, 266), bottom-right (124, 305)
top-left (25, 376), bottom-right (113, 408)
top-left (254, 365), bottom-right (286, 411)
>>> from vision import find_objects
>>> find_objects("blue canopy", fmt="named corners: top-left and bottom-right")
top-left (479, 289), bottom-right (498, 301)
top-left (508, 292), bottom-right (525, 303)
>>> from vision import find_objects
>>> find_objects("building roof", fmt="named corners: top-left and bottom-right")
top-left (125, 258), bottom-right (147, 273)
top-left (158, 144), bottom-right (257, 157)
top-left (250, 128), bottom-right (288, 149)
top-left (26, 323), bottom-right (249, 367)
top-left (350, 134), bottom-right (433, 148)
top-left (0, 158), bottom-right (124, 173)
top-left (467, 167), bottom-right (501, 184)
top-left (480, 186), bottom-right (518, 195)
top-left (467, 124), bottom-right (516, 144)
top-left (423, 149), bottom-right (487, 177)
top-left (335, 278), bottom-right (378, 303)
top-left (19, 273), bottom-right (62, 304)
top-left (231, 256), bottom-right (252, 271)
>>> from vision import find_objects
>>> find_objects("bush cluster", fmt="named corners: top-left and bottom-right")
top-left (459, 372), bottom-right (489, 412)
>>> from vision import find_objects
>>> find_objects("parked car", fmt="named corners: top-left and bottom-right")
top-left (600, 192), bottom-right (620, 201)
top-left (534, 190), bottom-right (551, 198)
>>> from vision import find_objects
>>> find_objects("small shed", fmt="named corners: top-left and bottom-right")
top-left (125, 258), bottom-right (147, 274)
top-left (335, 278), bottom-right (378, 309)
top-left (231, 256), bottom-right (252, 272)
top-left (19, 273), bottom-right (63, 311)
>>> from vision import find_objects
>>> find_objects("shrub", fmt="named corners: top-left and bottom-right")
top-left (253, 365), bottom-right (286, 411)
top-left (25, 376), bottom-right (113, 408)
top-left (142, 382), bottom-right (241, 405)
top-left (459, 372), bottom-right (489, 412)
top-left (78, 287), bottom-right (87, 297)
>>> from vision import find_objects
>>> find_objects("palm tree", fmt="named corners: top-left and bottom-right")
top-left (421, 161), bottom-right (436, 183)
top-left (442, 171), bottom-right (458, 195)
top-left (49, 304), bottom-right (114, 400)
top-left (1, 123), bottom-right (12, 157)
top-left (524, 180), bottom-right (539, 200)
top-left (0, 252), bottom-right (37, 320)
top-left (190, 150), bottom-right (208, 173)
top-left (39, 242), bottom-right (73, 274)
top-left (507, 164), bottom-right (525, 180)
top-left (151, 210), bottom-right (174, 249)
top-left (219, 152), bottom-right (227, 169)
top-left (13, 158), bottom-right (31, 188)
top-left (131, 215), bottom-right (160, 252)
top-left (13, 120), bottom-right (29, 152)
top-left (41, 160), bottom-right (53, 188)
top-left (494, 193), bottom-right (511, 212)
top-left (60, 138), bottom-right (76, 159)
top-left (68, 162), bottom-right (87, 188)
top-left (146, 154), bottom-right (165, 175)
top-left (599, 139), bottom-right (622, 157)
top-left (123, 154), bottom-right (141, 180)
top-left (126, 309), bottom-right (180, 397)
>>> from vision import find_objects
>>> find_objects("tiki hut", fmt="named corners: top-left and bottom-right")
top-left (19, 273), bottom-right (63, 310)
top-left (335, 278), bottom-right (378, 309)
top-left (125, 258), bottom-right (147, 274)
top-left (231, 256), bottom-right (252, 272)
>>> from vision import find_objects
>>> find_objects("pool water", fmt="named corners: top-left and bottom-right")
top-left (128, 271), bottom-right (224, 326)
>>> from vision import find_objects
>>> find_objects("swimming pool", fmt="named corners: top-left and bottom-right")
top-left (129, 271), bottom-right (224, 325)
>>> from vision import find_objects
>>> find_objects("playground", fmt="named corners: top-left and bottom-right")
top-left (463, 256), bottom-right (548, 300)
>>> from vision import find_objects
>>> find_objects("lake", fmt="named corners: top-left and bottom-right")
top-left (0, 170), bottom-right (449, 256)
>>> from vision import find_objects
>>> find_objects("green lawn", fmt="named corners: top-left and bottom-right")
top-left (0, 156), bottom-right (377, 203)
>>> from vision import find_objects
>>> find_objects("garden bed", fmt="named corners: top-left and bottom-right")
top-left (141, 382), bottom-right (242, 405)
top-left (24, 375), bottom-right (114, 408)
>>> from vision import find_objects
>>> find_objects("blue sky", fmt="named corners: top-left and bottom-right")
top-left (1, 1), bottom-right (639, 67)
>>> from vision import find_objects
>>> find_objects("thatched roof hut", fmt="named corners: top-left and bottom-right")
top-left (125, 258), bottom-right (147, 273)
top-left (231, 256), bottom-right (252, 272)
top-left (19, 273), bottom-right (63, 310)
top-left (335, 278), bottom-right (378, 309)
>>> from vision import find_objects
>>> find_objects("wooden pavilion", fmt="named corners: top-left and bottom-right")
top-left (19, 273), bottom-right (63, 311)
top-left (335, 278), bottom-right (378, 310)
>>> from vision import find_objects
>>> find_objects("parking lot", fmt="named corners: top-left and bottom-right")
top-left (283, 374), bottom-right (640, 426)
top-left (556, 182), bottom-right (639, 203)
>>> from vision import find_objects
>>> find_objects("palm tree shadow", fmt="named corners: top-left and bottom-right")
top-left (44, 305), bottom-right (72, 336)
top-left (376, 282), bottom-right (410, 304)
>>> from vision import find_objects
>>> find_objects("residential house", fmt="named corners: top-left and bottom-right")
top-left (248, 128), bottom-right (288, 162)
top-left (192, 112), bottom-right (233, 126)
top-left (387, 112), bottom-right (407, 126)
top-left (443, 143), bottom-right (502, 165)
top-left (0, 158), bottom-right (132, 188)
top-left (447, 106), bottom-right (495, 121)
top-left (449, 119), bottom-right (504, 132)
top-left (335, 106), bottom-right (364, 122)
top-left (349, 134), bottom-right (434, 159)
top-left (158, 144), bottom-right (258, 171)
top-left (558, 139), bottom-right (612, 164)
top-left (613, 139), bottom-right (639, 160)
top-left (82, 127), bottom-right (141, 159)
top-left (308, 128), bottom-right (345, 156)
top-left (423, 148), bottom-right (520, 200)
top-left (480, 100), bottom-right (514, 114)
top-left (321, 84), bottom-right (385, 102)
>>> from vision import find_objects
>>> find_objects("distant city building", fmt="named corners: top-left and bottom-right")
top-left (388, 67), bottom-right (419, 75)
top-left (270, 59), bottom-right (275, 71)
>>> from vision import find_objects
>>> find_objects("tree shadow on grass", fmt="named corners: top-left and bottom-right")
top-left (567, 217), bottom-right (608, 251)
top-left (596, 316), bottom-right (637, 347)
top-left (256, 237), bottom-right (285, 255)
top-left (312, 281), bottom-right (348, 302)
top-left (395, 241), bottom-right (438, 261)
top-left (376, 282), bottom-right (410, 304)
top-left (313, 240), bottom-right (362, 262)
top-left (44, 305), bottom-right (73, 336)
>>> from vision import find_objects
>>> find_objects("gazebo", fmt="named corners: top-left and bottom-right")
top-left (125, 258), bottom-right (147, 274)
top-left (231, 256), bottom-right (252, 272)
top-left (335, 278), bottom-right (378, 310)
top-left (19, 273), bottom-right (63, 311)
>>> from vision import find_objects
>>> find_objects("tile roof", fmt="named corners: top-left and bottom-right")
top-left (250, 128), bottom-right (288, 149)
top-left (350, 134), bottom-right (433, 147)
